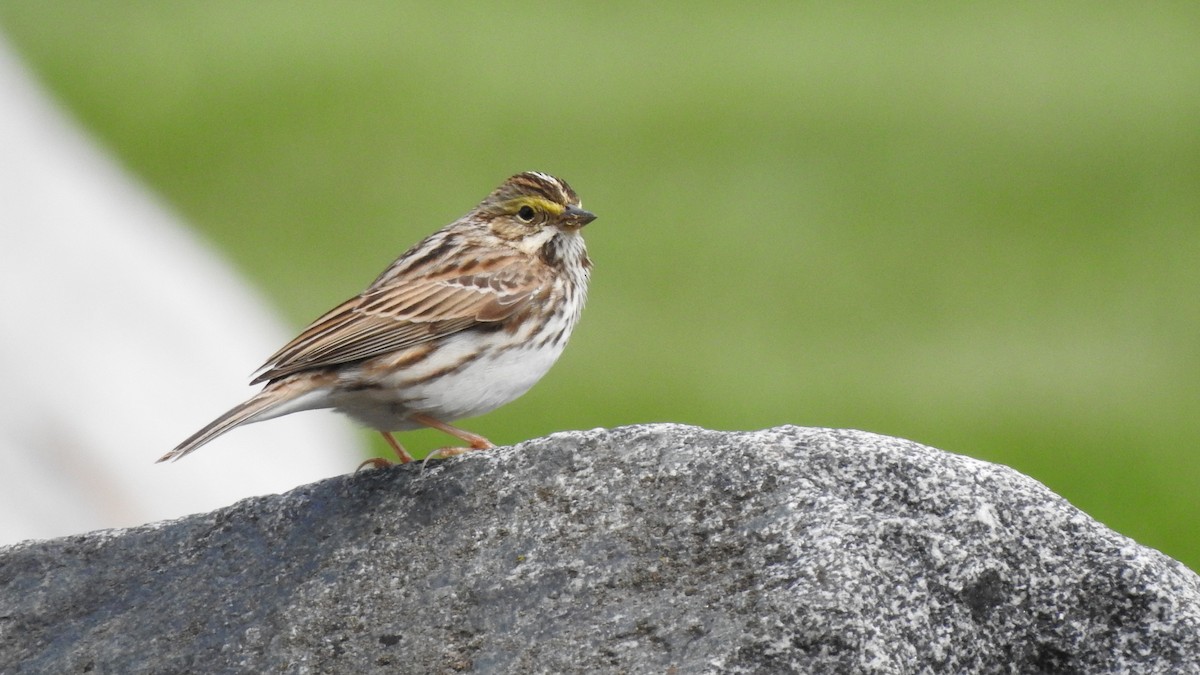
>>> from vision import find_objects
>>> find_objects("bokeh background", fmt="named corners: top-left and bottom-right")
top-left (1, 4), bottom-right (1196, 570)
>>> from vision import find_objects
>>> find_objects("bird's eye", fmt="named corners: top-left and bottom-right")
top-left (516, 205), bottom-right (536, 222)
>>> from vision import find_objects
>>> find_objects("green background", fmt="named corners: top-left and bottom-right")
top-left (2, 3), bottom-right (1196, 571)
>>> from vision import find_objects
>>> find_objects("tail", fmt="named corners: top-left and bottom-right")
top-left (158, 383), bottom-right (319, 463)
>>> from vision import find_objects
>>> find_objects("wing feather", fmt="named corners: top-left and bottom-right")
top-left (251, 252), bottom-right (548, 383)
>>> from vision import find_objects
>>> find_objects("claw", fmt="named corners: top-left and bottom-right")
top-left (356, 457), bottom-right (394, 472)
top-left (421, 445), bottom-right (487, 469)
top-left (376, 415), bottom-right (497, 471)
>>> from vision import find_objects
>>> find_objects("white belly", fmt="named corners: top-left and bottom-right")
top-left (327, 329), bottom-right (570, 431)
top-left (398, 332), bottom-right (566, 421)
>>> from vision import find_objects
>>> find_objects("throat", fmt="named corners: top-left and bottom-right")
top-left (541, 232), bottom-right (591, 271)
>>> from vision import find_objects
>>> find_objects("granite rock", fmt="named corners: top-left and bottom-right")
top-left (1, 424), bottom-right (1198, 673)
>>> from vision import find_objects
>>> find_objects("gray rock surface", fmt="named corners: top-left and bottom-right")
top-left (1, 424), bottom-right (1198, 673)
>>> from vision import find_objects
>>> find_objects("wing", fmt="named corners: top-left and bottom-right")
top-left (251, 252), bottom-right (550, 383)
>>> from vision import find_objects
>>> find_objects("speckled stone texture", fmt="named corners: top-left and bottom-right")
top-left (1, 425), bottom-right (1198, 673)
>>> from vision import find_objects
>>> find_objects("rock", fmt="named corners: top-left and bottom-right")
top-left (1, 424), bottom-right (1197, 673)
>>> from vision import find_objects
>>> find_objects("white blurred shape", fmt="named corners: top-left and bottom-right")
top-left (0, 37), bottom-right (361, 545)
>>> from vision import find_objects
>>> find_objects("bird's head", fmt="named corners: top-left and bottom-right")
top-left (476, 172), bottom-right (596, 246)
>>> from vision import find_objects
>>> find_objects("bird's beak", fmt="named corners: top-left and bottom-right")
top-left (563, 205), bottom-right (597, 227)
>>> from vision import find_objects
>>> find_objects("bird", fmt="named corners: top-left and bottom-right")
top-left (159, 171), bottom-right (595, 467)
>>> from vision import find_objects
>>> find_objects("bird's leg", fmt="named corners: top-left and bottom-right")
top-left (357, 431), bottom-right (414, 471)
top-left (381, 431), bottom-right (414, 463)
top-left (410, 413), bottom-right (495, 466)
top-left (410, 413), bottom-right (494, 449)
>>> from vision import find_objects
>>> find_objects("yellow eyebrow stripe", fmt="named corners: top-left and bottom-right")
top-left (505, 197), bottom-right (566, 216)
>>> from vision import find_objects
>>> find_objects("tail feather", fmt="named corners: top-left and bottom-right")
top-left (159, 385), bottom-right (313, 463)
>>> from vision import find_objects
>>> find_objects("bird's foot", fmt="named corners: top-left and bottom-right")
top-left (356, 457), bottom-right (394, 472)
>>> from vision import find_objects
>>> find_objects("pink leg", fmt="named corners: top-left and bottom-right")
top-left (409, 413), bottom-right (494, 450)
top-left (357, 432), bottom-right (415, 471)
top-left (381, 431), bottom-right (414, 463)
top-left (409, 413), bottom-right (495, 465)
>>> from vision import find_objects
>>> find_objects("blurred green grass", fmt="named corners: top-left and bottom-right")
top-left (2, 3), bottom-right (1197, 570)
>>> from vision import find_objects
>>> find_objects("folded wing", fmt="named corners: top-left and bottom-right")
top-left (252, 253), bottom-right (549, 383)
